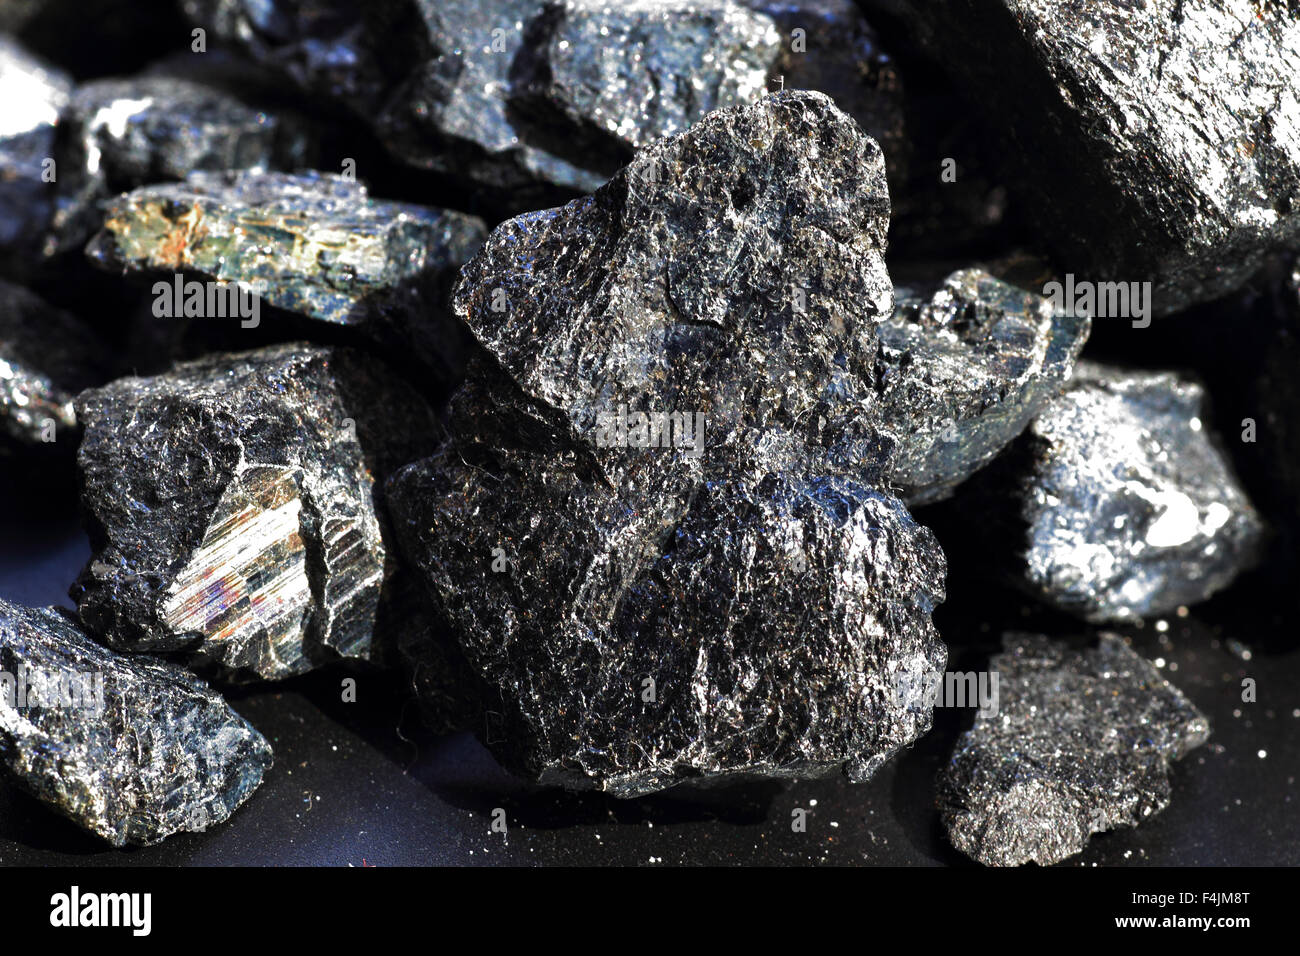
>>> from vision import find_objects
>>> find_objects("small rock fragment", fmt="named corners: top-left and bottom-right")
top-left (938, 633), bottom-right (1210, 867)
top-left (388, 92), bottom-right (947, 796)
top-left (0, 280), bottom-right (112, 453)
top-left (86, 171), bottom-right (486, 380)
top-left (72, 343), bottom-right (438, 680)
top-left (999, 363), bottom-right (1264, 622)
top-left (877, 268), bottom-right (1090, 504)
top-left (0, 598), bottom-right (272, 847)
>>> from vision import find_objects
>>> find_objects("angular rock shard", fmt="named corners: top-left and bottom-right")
top-left (388, 92), bottom-right (947, 796)
top-left (46, 74), bottom-right (315, 259)
top-left (0, 36), bottom-right (70, 277)
top-left (0, 599), bottom-right (272, 847)
top-left (0, 279), bottom-right (113, 453)
top-left (877, 267), bottom-right (1090, 504)
top-left (86, 171), bottom-right (486, 381)
top-left (72, 343), bottom-right (438, 680)
top-left (863, 0), bottom-right (1300, 314)
top-left (997, 363), bottom-right (1264, 622)
top-left (183, 0), bottom-right (605, 203)
top-left (511, 0), bottom-right (780, 172)
top-left (938, 633), bottom-right (1210, 867)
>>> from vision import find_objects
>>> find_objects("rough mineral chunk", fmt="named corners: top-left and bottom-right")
top-left (862, 0), bottom-right (1300, 314)
top-left (511, 0), bottom-right (780, 172)
top-left (938, 633), bottom-right (1210, 867)
top-left (46, 75), bottom-right (314, 259)
top-left (388, 92), bottom-right (948, 796)
top-left (0, 36), bottom-right (69, 276)
top-left (0, 598), bottom-right (272, 847)
top-left (72, 343), bottom-right (438, 680)
top-left (877, 268), bottom-right (1091, 504)
top-left (182, 0), bottom-right (605, 202)
top-left (86, 171), bottom-right (486, 380)
top-left (0, 280), bottom-right (112, 453)
top-left (1001, 363), bottom-right (1264, 622)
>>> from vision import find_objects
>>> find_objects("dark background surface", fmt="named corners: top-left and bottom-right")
top-left (0, 466), bottom-right (1294, 867)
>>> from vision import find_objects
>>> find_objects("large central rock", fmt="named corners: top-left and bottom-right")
top-left (388, 92), bottom-right (947, 796)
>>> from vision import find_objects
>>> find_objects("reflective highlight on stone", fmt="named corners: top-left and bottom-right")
top-left (877, 268), bottom-right (1090, 504)
top-left (1012, 363), bottom-right (1264, 622)
top-left (47, 74), bottom-right (314, 258)
top-left (86, 170), bottom-right (486, 379)
top-left (939, 633), bottom-right (1210, 867)
top-left (73, 343), bottom-right (438, 680)
top-left (513, 0), bottom-right (780, 170)
top-left (183, 0), bottom-right (605, 201)
top-left (0, 598), bottom-right (272, 847)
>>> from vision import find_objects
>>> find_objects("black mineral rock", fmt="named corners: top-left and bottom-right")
top-left (0, 598), bottom-right (272, 847)
top-left (86, 170), bottom-right (487, 380)
top-left (72, 343), bottom-right (439, 680)
top-left (938, 633), bottom-right (1210, 867)
top-left (862, 0), bottom-right (1300, 314)
top-left (994, 363), bottom-right (1264, 623)
top-left (877, 267), bottom-right (1090, 504)
top-left (388, 91), bottom-right (949, 796)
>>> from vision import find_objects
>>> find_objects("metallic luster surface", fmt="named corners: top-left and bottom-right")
top-left (877, 268), bottom-right (1090, 505)
top-left (1013, 363), bottom-right (1264, 623)
top-left (46, 74), bottom-right (314, 259)
top-left (938, 633), bottom-right (1210, 867)
top-left (72, 343), bottom-right (439, 680)
top-left (86, 170), bottom-right (487, 380)
top-left (182, 0), bottom-right (605, 200)
top-left (0, 599), bottom-right (272, 847)
top-left (388, 92), bottom-right (948, 797)
top-left (513, 0), bottom-right (780, 168)
top-left (0, 279), bottom-right (111, 452)
top-left (863, 0), bottom-right (1300, 314)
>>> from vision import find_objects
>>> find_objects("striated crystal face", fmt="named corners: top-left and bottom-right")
top-left (877, 267), bottom-right (1091, 504)
top-left (938, 633), bottom-right (1210, 867)
top-left (73, 343), bottom-right (438, 680)
top-left (388, 91), bottom-right (949, 797)
top-left (0, 598), bottom-right (272, 847)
